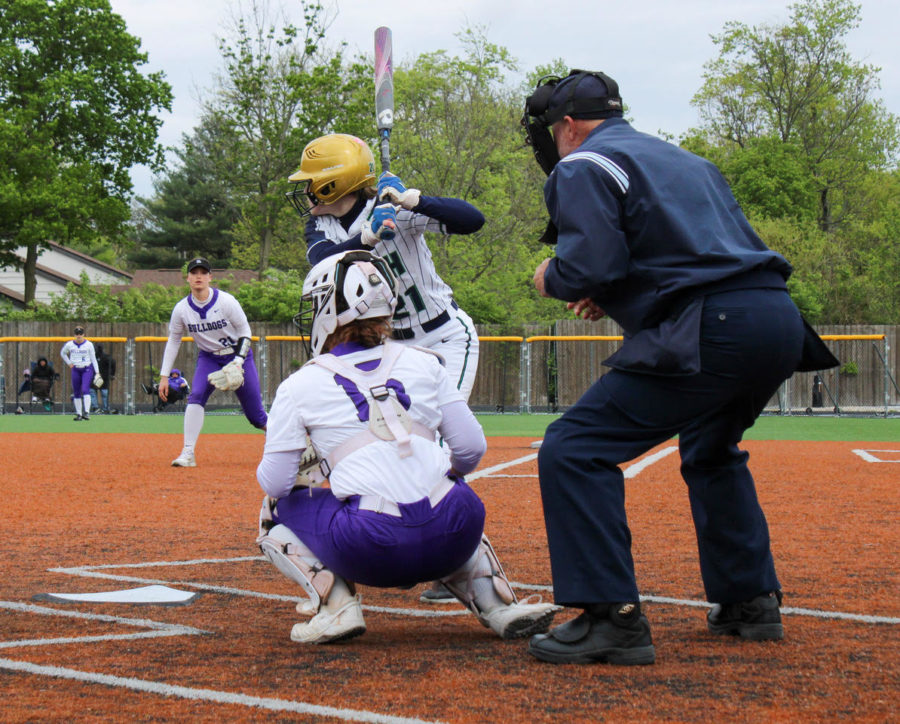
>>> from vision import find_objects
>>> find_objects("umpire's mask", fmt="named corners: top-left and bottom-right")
top-left (521, 69), bottom-right (623, 176)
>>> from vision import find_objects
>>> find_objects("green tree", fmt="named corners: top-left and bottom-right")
top-left (128, 113), bottom-right (241, 269)
top-left (0, 0), bottom-right (172, 303)
top-left (206, 0), bottom-right (370, 277)
top-left (691, 0), bottom-right (899, 231)
top-left (682, 134), bottom-right (820, 222)
top-left (388, 28), bottom-right (558, 325)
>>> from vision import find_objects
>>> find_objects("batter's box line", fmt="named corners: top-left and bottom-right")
top-left (0, 600), bottom-right (208, 650)
top-left (510, 584), bottom-right (900, 625)
top-left (0, 657), bottom-right (441, 724)
top-left (50, 560), bottom-right (472, 619)
top-left (469, 445), bottom-right (678, 481)
top-left (852, 448), bottom-right (900, 463)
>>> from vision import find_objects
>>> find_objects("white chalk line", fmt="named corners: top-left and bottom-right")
top-left (511, 584), bottom-right (900, 625)
top-left (469, 445), bottom-right (679, 481)
top-left (0, 658), bottom-right (441, 724)
top-left (0, 601), bottom-right (442, 722)
top-left (852, 448), bottom-right (900, 463)
top-left (0, 600), bottom-right (207, 650)
top-left (49, 565), bottom-right (469, 619)
top-left (4, 445), bottom-right (891, 721)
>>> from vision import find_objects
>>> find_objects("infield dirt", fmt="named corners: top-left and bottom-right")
top-left (1, 434), bottom-right (897, 722)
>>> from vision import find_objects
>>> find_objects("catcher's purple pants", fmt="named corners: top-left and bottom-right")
top-left (273, 477), bottom-right (485, 588)
top-left (189, 349), bottom-right (268, 429)
top-left (71, 366), bottom-right (93, 396)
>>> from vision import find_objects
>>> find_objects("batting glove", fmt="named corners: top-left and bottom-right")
top-left (361, 203), bottom-right (397, 246)
top-left (377, 172), bottom-right (421, 210)
top-left (93, 373), bottom-right (104, 388)
top-left (208, 357), bottom-right (245, 391)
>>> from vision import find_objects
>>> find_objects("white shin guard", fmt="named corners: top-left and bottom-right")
top-left (257, 523), bottom-right (341, 612)
top-left (440, 535), bottom-right (517, 617)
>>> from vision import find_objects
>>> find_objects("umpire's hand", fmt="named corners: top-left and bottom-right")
top-left (533, 258), bottom-right (551, 297)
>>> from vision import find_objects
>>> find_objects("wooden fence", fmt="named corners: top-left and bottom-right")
top-left (1, 320), bottom-right (897, 416)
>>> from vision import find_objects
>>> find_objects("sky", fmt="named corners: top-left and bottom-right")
top-left (107, 0), bottom-right (899, 198)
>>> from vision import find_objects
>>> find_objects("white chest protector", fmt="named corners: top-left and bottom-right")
top-left (309, 342), bottom-right (437, 478)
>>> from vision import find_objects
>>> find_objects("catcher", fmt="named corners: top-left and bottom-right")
top-left (255, 250), bottom-right (560, 644)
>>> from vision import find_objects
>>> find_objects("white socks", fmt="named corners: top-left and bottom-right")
top-left (183, 403), bottom-right (205, 452)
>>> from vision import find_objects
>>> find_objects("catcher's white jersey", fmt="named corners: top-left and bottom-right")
top-left (60, 340), bottom-right (98, 371)
top-left (308, 198), bottom-right (454, 337)
top-left (160, 288), bottom-right (253, 376)
top-left (264, 343), bottom-right (465, 503)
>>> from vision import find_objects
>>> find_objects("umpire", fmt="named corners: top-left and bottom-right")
top-left (523, 70), bottom-right (838, 665)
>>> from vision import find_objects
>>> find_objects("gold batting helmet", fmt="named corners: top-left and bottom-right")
top-left (286, 134), bottom-right (377, 216)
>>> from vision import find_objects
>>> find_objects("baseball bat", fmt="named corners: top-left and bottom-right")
top-left (374, 26), bottom-right (393, 173)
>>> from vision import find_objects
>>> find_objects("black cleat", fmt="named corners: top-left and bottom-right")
top-left (73, 415), bottom-right (83, 421)
top-left (707, 590), bottom-right (784, 641)
top-left (528, 602), bottom-right (655, 665)
top-left (420, 582), bottom-right (457, 604)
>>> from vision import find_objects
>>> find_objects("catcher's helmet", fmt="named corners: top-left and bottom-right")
top-left (286, 134), bottom-right (377, 217)
top-left (296, 250), bottom-right (397, 358)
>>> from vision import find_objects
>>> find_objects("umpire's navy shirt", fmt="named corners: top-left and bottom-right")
top-left (543, 118), bottom-right (794, 375)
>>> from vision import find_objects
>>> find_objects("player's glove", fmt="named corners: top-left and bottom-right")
top-left (360, 203), bottom-right (397, 246)
top-left (92, 373), bottom-right (104, 388)
top-left (207, 357), bottom-right (244, 391)
top-left (377, 172), bottom-right (421, 210)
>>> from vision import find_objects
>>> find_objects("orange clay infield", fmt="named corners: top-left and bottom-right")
top-left (1, 433), bottom-right (897, 723)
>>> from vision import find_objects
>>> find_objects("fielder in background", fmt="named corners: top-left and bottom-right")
top-left (60, 326), bottom-right (102, 421)
top-left (158, 257), bottom-right (267, 467)
top-left (522, 70), bottom-right (839, 665)
top-left (286, 133), bottom-right (485, 604)
top-left (256, 250), bottom-right (560, 644)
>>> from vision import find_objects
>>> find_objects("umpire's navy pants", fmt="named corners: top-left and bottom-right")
top-left (538, 288), bottom-right (805, 606)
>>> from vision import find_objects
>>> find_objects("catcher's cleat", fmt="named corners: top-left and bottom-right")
top-left (290, 595), bottom-right (366, 644)
top-left (479, 596), bottom-right (562, 639)
top-left (171, 449), bottom-right (196, 467)
top-left (528, 602), bottom-right (656, 665)
top-left (707, 590), bottom-right (783, 641)
top-left (420, 582), bottom-right (458, 604)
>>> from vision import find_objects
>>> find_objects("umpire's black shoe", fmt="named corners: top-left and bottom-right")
top-left (707, 590), bottom-right (784, 641)
top-left (528, 602), bottom-right (655, 665)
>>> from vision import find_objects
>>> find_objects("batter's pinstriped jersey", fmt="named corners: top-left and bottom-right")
top-left (307, 198), bottom-right (454, 336)
top-left (60, 340), bottom-right (98, 371)
top-left (160, 288), bottom-right (253, 376)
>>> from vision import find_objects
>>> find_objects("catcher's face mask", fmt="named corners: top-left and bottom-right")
top-left (521, 70), bottom-right (623, 176)
top-left (294, 250), bottom-right (397, 358)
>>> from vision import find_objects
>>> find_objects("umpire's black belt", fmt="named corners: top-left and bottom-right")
top-left (392, 300), bottom-right (458, 340)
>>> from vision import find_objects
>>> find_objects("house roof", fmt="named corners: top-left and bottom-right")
top-left (42, 241), bottom-right (133, 282)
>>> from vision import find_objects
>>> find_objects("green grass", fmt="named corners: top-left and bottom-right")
top-left (1, 411), bottom-right (898, 441)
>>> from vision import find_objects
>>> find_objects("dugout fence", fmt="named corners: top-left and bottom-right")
top-left (1, 323), bottom-right (897, 417)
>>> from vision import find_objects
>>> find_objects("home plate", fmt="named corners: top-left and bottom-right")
top-left (33, 585), bottom-right (199, 605)
top-left (529, 440), bottom-right (543, 448)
